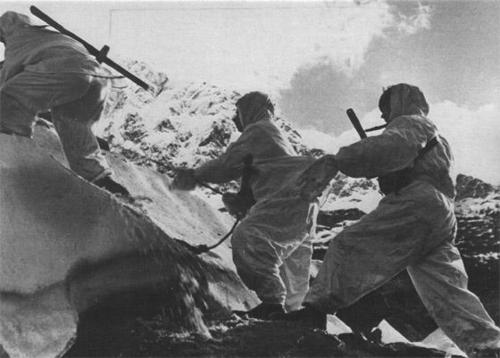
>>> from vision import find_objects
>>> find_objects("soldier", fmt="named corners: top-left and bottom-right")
top-left (0, 11), bottom-right (127, 195)
top-left (173, 92), bottom-right (317, 318)
top-left (288, 83), bottom-right (500, 357)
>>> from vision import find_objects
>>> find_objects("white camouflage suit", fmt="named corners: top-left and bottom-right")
top-left (302, 84), bottom-right (500, 356)
top-left (194, 94), bottom-right (317, 311)
top-left (0, 11), bottom-right (111, 181)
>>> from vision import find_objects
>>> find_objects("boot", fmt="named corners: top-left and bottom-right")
top-left (94, 176), bottom-right (130, 196)
top-left (336, 291), bottom-right (389, 337)
top-left (473, 347), bottom-right (500, 358)
top-left (233, 303), bottom-right (285, 320)
top-left (282, 304), bottom-right (327, 329)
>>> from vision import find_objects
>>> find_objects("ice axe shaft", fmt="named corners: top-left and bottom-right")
top-left (30, 6), bottom-right (151, 91)
top-left (346, 108), bottom-right (387, 139)
top-left (346, 108), bottom-right (367, 139)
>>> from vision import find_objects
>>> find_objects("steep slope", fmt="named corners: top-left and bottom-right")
top-left (0, 124), bottom-right (258, 358)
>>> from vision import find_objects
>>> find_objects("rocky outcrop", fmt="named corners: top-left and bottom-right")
top-left (455, 174), bottom-right (497, 201)
top-left (66, 315), bottom-right (465, 357)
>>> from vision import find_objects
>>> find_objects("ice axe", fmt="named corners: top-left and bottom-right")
top-left (346, 108), bottom-right (387, 140)
top-left (30, 6), bottom-right (153, 93)
top-left (347, 108), bottom-right (439, 195)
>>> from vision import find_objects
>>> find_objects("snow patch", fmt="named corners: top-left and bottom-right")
top-left (377, 319), bottom-right (410, 344)
top-left (326, 315), bottom-right (352, 335)
top-left (420, 329), bottom-right (467, 357)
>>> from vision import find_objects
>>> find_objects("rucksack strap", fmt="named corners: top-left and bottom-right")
top-left (416, 136), bottom-right (439, 160)
top-left (378, 136), bottom-right (439, 195)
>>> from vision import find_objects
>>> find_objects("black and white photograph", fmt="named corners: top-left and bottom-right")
top-left (0, 1), bottom-right (499, 357)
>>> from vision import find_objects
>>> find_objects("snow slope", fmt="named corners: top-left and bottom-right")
top-left (0, 125), bottom-right (258, 358)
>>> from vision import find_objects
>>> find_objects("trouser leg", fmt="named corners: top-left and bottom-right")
top-left (0, 89), bottom-right (35, 136)
top-left (51, 77), bottom-right (111, 181)
top-left (304, 197), bottom-right (429, 313)
top-left (280, 236), bottom-right (312, 312)
top-left (51, 114), bottom-right (110, 181)
top-left (0, 72), bottom-right (57, 137)
top-left (0, 71), bottom-right (110, 181)
top-left (231, 224), bottom-right (287, 305)
top-left (408, 242), bottom-right (500, 356)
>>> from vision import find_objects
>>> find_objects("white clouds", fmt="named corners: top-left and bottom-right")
top-left (3, 1), bottom-right (434, 94)
top-left (108, 1), bottom-right (430, 92)
top-left (299, 102), bottom-right (500, 185)
top-left (299, 107), bottom-right (384, 152)
top-left (430, 101), bottom-right (500, 185)
top-left (395, 3), bottom-right (432, 35)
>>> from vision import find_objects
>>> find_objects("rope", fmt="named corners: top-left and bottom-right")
top-left (143, 160), bottom-right (239, 253)
top-left (192, 218), bottom-right (240, 254)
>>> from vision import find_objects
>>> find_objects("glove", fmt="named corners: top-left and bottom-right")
top-left (94, 176), bottom-right (130, 196)
top-left (171, 168), bottom-right (198, 191)
top-left (297, 155), bottom-right (339, 201)
top-left (222, 192), bottom-right (255, 219)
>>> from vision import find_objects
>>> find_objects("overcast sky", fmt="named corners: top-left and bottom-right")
top-left (1, 0), bottom-right (499, 184)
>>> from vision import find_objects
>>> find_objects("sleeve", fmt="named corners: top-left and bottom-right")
top-left (335, 116), bottom-right (431, 178)
top-left (194, 124), bottom-right (263, 184)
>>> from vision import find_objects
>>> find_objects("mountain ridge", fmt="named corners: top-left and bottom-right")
top-left (97, 61), bottom-right (500, 210)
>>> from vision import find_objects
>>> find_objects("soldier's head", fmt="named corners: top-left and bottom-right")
top-left (0, 11), bottom-right (36, 43)
top-left (378, 83), bottom-right (429, 123)
top-left (232, 91), bottom-right (274, 132)
top-left (0, 11), bottom-right (46, 43)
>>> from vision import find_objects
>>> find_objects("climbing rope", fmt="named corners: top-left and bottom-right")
top-left (191, 218), bottom-right (240, 254)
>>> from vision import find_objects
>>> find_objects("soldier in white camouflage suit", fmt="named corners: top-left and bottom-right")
top-left (0, 11), bottom-right (127, 195)
top-left (288, 83), bottom-right (500, 358)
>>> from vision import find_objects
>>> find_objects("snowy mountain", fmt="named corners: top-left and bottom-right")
top-left (97, 61), bottom-right (307, 178)
top-left (97, 62), bottom-right (500, 217)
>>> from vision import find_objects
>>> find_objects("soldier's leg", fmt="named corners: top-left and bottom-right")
top-left (232, 222), bottom-right (287, 305)
top-left (51, 76), bottom-right (112, 182)
top-left (0, 71), bottom-right (59, 136)
top-left (304, 196), bottom-right (430, 313)
top-left (408, 242), bottom-right (500, 356)
top-left (280, 236), bottom-right (313, 312)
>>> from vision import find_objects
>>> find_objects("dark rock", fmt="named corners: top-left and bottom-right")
top-left (157, 118), bottom-right (175, 131)
top-left (199, 120), bottom-right (233, 148)
top-left (67, 317), bottom-right (458, 358)
top-left (317, 208), bottom-right (366, 227)
top-left (121, 113), bottom-right (147, 143)
top-left (456, 174), bottom-right (497, 200)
